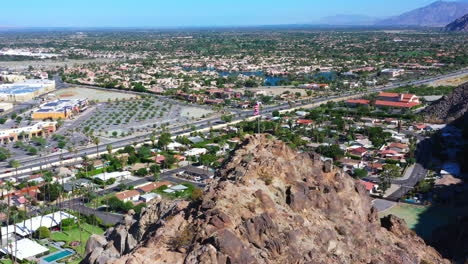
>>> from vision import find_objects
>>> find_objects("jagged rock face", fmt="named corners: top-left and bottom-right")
top-left (422, 82), bottom-right (468, 122)
top-left (83, 135), bottom-right (449, 264)
top-left (444, 13), bottom-right (468, 32)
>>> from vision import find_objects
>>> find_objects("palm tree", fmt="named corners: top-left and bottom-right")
top-left (8, 160), bottom-right (20, 179)
top-left (11, 211), bottom-right (18, 264)
top-left (106, 144), bottom-right (113, 156)
top-left (150, 132), bottom-right (156, 147)
top-left (92, 136), bottom-right (100, 159)
top-left (4, 182), bottom-right (12, 257)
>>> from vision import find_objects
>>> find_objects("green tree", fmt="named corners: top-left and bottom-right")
top-left (33, 226), bottom-right (50, 239)
top-left (378, 164), bottom-right (401, 194)
top-left (135, 168), bottom-right (149, 176)
top-left (221, 115), bottom-right (233, 123)
top-left (353, 168), bottom-right (368, 179)
top-left (157, 133), bottom-right (172, 150)
top-left (38, 183), bottom-right (61, 202)
top-left (106, 144), bottom-right (113, 155)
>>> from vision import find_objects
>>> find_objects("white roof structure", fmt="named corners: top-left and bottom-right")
top-left (0, 121), bottom-right (57, 138)
top-left (140, 193), bottom-right (160, 202)
top-left (0, 238), bottom-right (48, 260)
top-left (170, 184), bottom-right (189, 191)
top-left (167, 142), bottom-right (184, 150)
top-left (184, 148), bottom-right (207, 156)
top-left (92, 171), bottom-right (131, 182)
top-left (14, 211), bottom-right (76, 237)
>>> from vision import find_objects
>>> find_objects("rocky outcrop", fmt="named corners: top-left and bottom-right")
top-left (422, 82), bottom-right (468, 122)
top-left (83, 135), bottom-right (449, 264)
top-left (444, 13), bottom-right (468, 32)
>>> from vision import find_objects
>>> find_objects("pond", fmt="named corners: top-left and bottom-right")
top-left (182, 67), bottom-right (288, 86)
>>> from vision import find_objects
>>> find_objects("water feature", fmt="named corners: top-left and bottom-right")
top-left (182, 67), bottom-right (288, 86)
top-left (42, 249), bottom-right (74, 263)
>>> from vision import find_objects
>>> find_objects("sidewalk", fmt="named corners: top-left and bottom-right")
top-left (400, 164), bottom-right (415, 181)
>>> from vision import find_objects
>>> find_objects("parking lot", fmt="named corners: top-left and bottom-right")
top-left (71, 98), bottom-right (213, 138)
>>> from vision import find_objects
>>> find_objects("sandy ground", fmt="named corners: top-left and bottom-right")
top-left (429, 73), bottom-right (468, 87)
top-left (181, 106), bottom-right (213, 119)
top-left (53, 87), bottom-right (139, 102)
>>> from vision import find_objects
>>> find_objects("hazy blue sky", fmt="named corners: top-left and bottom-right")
top-left (0, 0), bottom-right (444, 27)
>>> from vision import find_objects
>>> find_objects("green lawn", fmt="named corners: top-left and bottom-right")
top-left (0, 260), bottom-right (12, 264)
top-left (379, 204), bottom-right (457, 240)
top-left (50, 223), bottom-right (104, 256)
top-left (85, 192), bottom-right (116, 208)
top-left (154, 183), bottom-right (195, 200)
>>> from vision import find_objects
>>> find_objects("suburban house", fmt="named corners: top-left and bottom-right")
top-left (137, 182), bottom-right (172, 193)
top-left (388, 143), bottom-right (409, 153)
top-left (348, 147), bottom-right (368, 157)
top-left (339, 158), bottom-right (364, 173)
top-left (366, 163), bottom-right (384, 174)
top-left (359, 180), bottom-right (379, 195)
top-left (140, 193), bottom-right (160, 203)
top-left (184, 148), bottom-right (208, 157)
top-left (115, 190), bottom-right (140, 202)
top-left (93, 171), bottom-right (131, 182)
top-left (92, 160), bottom-right (110, 169)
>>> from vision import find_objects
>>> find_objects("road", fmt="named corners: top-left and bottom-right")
top-left (1, 68), bottom-right (467, 178)
top-left (32, 167), bottom-right (206, 225)
top-left (364, 129), bottom-right (432, 201)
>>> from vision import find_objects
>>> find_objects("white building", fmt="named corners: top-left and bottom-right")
top-left (0, 238), bottom-right (49, 260)
top-left (0, 102), bottom-right (13, 112)
top-left (92, 171), bottom-right (131, 182)
top-left (381, 69), bottom-right (405, 78)
top-left (0, 79), bottom-right (56, 102)
top-left (184, 148), bottom-right (208, 156)
top-left (140, 193), bottom-right (160, 203)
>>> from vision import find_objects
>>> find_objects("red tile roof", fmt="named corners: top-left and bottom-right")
top-left (351, 147), bottom-right (368, 154)
top-left (346, 99), bottom-right (370, 105)
top-left (138, 182), bottom-right (172, 193)
top-left (359, 180), bottom-right (377, 191)
top-left (389, 143), bottom-right (408, 150)
top-left (115, 190), bottom-right (140, 201)
top-left (375, 100), bottom-right (419, 108)
top-left (296, 119), bottom-right (313, 124)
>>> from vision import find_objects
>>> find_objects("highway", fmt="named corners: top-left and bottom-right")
top-left (0, 68), bottom-right (467, 178)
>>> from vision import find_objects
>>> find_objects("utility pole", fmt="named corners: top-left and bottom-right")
top-left (254, 102), bottom-right (260, 134)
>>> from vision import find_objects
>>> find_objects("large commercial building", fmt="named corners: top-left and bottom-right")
top-left (0, 122), bottom-right (56, 143)
top-left (0, 102), bottom-right (13, 112)
top-left (346, 93), bottom-right (420, 109)
top-left (0, 79), bottom-right (55, 102)
top-left (32, 99), bottom-right (88, 120)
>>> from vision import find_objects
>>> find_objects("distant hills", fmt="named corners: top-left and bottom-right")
top-left (376, 1), bottom-right (468, 27)
top-left (318, 15), bottom-right (378, 26)
top-left (444, 13), bottom-right (468, 31)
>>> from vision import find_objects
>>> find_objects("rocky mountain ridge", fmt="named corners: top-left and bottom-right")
top-left (422, 82), bottom-right (468, 122)
top-left (444, 13), bottom-right (468, 32)
top-left (377, 1), bottom-right (468, 26)
top-left (82, 135), bottom-right (449, 264)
